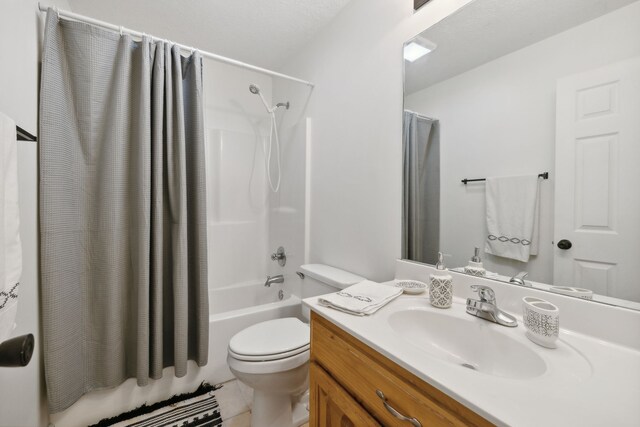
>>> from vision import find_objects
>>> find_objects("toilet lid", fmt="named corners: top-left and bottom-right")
top-left (229, 317), bottom-right (310, 359)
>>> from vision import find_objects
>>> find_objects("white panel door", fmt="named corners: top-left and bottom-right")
top-left (554, 57), bottom-right (640, 301)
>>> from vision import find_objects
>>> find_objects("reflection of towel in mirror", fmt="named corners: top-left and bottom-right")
top-left (318, 280), bottom-right (402, 316)
top-left (484, 175), bottom-right (539, 262)
top-left (0, 112), bottom-right (22, 343)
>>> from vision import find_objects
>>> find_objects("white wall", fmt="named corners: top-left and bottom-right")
top-left (278, 0), bottom-right (474, 281)
top-left (405, 2), bottom-right (640, 282)
top-left (0, 2), bottom-right (70, 427)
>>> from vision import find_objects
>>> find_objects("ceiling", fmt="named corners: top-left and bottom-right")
top-left (67, 0), bottom-right (353, 69)
top-left (405, 0), bottom-right (639, 94)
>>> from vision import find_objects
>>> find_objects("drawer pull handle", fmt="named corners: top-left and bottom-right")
top-left (376, 389), bottom-right (422, 427)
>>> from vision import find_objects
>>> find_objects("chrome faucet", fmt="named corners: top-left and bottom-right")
top-left (264, 275), bottom-right (284, 287)
top-left (509, 271), bottom-right (530, 287)
top-left (466, 285), bottom-right (518, 327)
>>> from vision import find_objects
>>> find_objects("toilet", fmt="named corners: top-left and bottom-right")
top-left (227, 264), bottom-right (365, 427)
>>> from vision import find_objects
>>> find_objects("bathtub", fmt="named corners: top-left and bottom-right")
top-left (51, 280), bottom-right (299, 426)
top-left (207, 280), bottom-right (303, 385)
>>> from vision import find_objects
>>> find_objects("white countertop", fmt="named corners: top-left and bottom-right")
top-left (304, 285), bottom-right (640, 427)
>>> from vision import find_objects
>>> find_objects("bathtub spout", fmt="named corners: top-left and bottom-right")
top-left (264, 275), bottom-right (284, 287)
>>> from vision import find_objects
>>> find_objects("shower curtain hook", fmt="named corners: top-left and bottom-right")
top-left (119, 26), bottom-right (123, 36)
top-left (54, 6), bottom-right (59, 21)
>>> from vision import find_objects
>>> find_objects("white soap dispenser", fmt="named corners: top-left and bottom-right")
top-left (464, 247), bottom-right (486, 277)
top-left (429, 252), bottom-right (453, 309)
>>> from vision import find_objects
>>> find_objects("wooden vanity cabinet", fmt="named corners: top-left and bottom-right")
top-left (309, 312), bottom-right (493, 427)
top-left (310, 362), bottom-right (381, 426)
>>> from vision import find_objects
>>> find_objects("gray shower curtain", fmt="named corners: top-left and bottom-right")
top-left (39, 11), bottom-right (208, 412)
top-left (402, 111), bottom-right (440, 264)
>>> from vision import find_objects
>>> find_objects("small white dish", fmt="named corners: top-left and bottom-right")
top-left (522, 296), bottom-right (560, 349)
top-left (549, 286), bottom-right (593, 300)
top-left (394, 279), bottom-right (427, 295)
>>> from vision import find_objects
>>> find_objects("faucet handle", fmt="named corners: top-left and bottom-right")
top-left (470, 285), bottom-right (495, 303)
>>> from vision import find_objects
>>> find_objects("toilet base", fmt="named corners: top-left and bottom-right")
top-left (292, 391), bottom-right (310, 427)
top-left (251, 390), bottom-right (292, 427)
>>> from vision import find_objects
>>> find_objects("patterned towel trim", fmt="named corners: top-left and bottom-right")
top-left (0, 282), bottom-right (19, 310)
top-left (487, 235), bottom-right (531, 246)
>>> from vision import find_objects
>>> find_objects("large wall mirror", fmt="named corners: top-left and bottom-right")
top-left (402, 0), bottom-right (640, 310)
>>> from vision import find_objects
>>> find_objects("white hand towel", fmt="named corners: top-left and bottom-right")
top-left (318, 280), bottom-right (402, 316)
top-left (0, 112), bottom-right (22, 342)
top-left (484, 174), bottom-right (540, 262)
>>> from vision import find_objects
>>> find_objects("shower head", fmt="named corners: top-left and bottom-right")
top-left (249, 83), bottom-right (271, 112)
top-left (249, 82), bottom-right (290, 112)
top-left (249, 84), bottom-right (260, 95)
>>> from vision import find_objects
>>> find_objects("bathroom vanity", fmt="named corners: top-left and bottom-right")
top-left (304, 261), bottom-right (640, 427)
top-left (309, 311), bottom-right (490, 426)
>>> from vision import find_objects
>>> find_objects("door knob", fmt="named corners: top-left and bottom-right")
top-left (557, 239), bottom-right (572, 250)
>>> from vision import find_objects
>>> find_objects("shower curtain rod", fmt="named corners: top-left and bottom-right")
top-left (405, 109), bottom-right (436, 121)
top-left (37, 3), bottom-right (315, 88)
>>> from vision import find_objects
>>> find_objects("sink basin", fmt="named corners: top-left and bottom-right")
top-left (388, 308), bottom-right (547, 379)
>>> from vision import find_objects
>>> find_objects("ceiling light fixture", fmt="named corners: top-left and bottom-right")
top-left (403, 37), bottom-right (437, 62)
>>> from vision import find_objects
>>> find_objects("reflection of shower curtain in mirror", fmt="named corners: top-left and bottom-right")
top-left (403, 111), bottom-right (440, 264)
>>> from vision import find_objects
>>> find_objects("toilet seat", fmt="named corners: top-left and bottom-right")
top-left (227, 317), bottom-right (311, 375)
top-left (229, 317), bottom-right (310, 359)
top-left (228, 348), bottom-right (310, 375)
top-left (228, 343), bottom-right (310, 362)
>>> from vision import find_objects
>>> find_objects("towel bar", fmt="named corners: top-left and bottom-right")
top-left (462, 172), bottom-right (549, 185)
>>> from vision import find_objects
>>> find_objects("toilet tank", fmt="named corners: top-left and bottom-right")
top-left (298, 264), bottom-right (365, 321)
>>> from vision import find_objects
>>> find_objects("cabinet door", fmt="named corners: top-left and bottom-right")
top-left (310, 362), bottom-right (381, 427)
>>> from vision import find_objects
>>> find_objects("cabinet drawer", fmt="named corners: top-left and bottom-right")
top-left (311, 312), bottom-right (492, 427)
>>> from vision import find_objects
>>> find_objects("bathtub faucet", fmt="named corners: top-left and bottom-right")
top-left (264, 275), bottom-right (284, 287)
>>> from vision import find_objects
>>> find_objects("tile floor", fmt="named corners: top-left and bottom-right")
top-left (215, 379), bottom-right (252, 425)
top-left (218, 379), bottom-right (309, 427)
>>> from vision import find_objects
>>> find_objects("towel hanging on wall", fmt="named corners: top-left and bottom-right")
top-left (0, 112), bottom-right (22, 343)
top-left (484, 174), bottom-right (540, 262)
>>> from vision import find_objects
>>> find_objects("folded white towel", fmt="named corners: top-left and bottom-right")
top-left (485, 175), bottom-right (540, 262)
top-left (0, 112), bottom-right (22, 343)
top-left (318, 280), bottom-right (402, 316)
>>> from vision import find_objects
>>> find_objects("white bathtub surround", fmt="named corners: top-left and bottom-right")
top-left (0, 112), bottom-right (22, 343)
top-left (302, 260), bottom-right (640, 426)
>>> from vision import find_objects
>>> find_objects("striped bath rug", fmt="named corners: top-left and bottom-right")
top-left (90, 382), bottom-right (224, 427)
